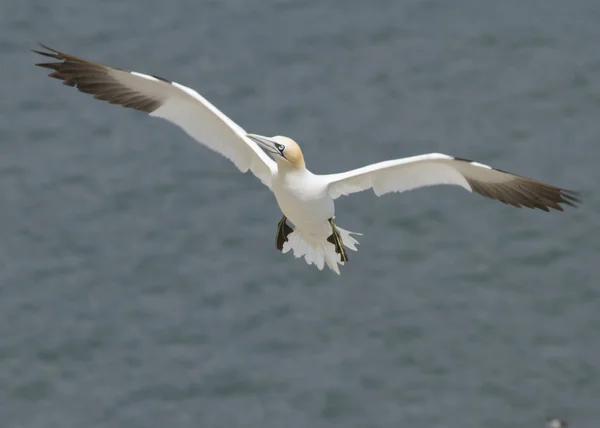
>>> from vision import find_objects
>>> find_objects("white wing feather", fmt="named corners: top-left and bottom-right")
top-left (326, 154), bottom-right (473, 199)
top-left (34, 46), bottom-right (276, 188)
top-left (325, 153), bottom-right (577, 211)
top-left (145, 78), bottom-right (276, 187)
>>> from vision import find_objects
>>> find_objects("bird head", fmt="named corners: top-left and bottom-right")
top-left (247, 134), bottom-right (305, 169)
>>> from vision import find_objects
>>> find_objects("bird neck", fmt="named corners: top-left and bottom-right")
top-left (278, 159), bottom-right (306, 172)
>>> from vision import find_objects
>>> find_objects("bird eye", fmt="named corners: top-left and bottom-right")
top-left (275, 143), bottom-right (285, 152)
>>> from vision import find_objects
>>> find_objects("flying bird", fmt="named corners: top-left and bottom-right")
top-left (33, 45), bottom-right (578, 274)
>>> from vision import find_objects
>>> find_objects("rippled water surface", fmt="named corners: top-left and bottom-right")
top-left (1, 0), bottom-right (599, 427)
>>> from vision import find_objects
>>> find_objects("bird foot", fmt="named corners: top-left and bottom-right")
top-left (327, 218), bottom-right (348, 262)
top-left (276, 215), bottom-right (294, 251)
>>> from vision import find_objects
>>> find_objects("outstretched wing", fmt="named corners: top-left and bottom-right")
top-left (325, 153), bottom-right (578, 211)
top-left (33, 44), bottom-right (276, 187)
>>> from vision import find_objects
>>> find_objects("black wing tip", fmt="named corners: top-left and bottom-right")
top-left (32, 43), bottom-right (58, 55)
top-left (32, 44), bottom-right (65, 65)
top-left (31, 44), bottom-right (165, 82)
top-left (455, 156), bottom-right (581, 212)
top-left (557, 189), bottom-right (581, 209)
top-left (533, 188), bottom-right (580, 212)
top-left (34, 62), bottom-right (59, 69)
top-left (537, 194), bottom-right (579, 212)
top-left (562, 189), bottom-right (580, 200)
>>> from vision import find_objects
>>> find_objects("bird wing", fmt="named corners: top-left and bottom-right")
top-left (33, 45), bottom-right (276, 188)
top-left (325, 153), bottom-right (578, 211)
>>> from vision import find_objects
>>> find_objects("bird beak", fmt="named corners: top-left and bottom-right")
top-left (246, 134), bottom-right (280, 156)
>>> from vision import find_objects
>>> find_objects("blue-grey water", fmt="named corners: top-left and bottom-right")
top-left (1, 0), bottom-right (599, 427)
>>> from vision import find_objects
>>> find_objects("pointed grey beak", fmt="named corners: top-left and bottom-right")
top-left (246, 134), bottom-right (280, 156)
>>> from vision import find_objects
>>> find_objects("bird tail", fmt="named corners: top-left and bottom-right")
top-left (281, 226), bottom-right (361, 274)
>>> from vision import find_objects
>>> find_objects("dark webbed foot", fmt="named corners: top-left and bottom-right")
top-left (276, 215), bottom-right (294, 251)
top-left (327, 218), bottom-right (348, 262)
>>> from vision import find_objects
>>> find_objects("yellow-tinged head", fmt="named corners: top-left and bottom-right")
top-left (271, 136), bottom-right (304, 168)
top-left (246, 134), bottom-right (305, 169)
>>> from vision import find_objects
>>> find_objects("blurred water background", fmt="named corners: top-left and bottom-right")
top-left (0, 0), bottom-right (599, 427)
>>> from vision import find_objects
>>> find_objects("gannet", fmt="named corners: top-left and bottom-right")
top-left (33, 45), bottom-right (579, 274)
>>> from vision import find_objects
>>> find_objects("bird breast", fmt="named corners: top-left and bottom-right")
top-left (271, 170), bottom-right (334, 230)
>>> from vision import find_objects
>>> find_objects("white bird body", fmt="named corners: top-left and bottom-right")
top-left (256, 137), bottom-right (360, 273)
top-left (33, 45), bottom-right (578, 274)
top-left (272, 168), bottom-right (333, 233)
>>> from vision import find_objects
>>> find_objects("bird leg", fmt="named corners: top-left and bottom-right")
top-left (275, 215), bottom-right (294, 251)
top-left (327, 218), bottom-right (348, 262)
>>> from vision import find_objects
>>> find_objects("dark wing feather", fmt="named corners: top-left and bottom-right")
top-left (33, 44), bottom-right (165, 113)
top-left (326, 153), bottom-right (579, 212)
top-left (455, 159), bottom-right (579, 212)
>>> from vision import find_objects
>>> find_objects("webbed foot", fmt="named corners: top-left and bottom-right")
top-left (276, 215), bottom-right (294, 251)
top-left (327, 217), bottom-right (348, 262)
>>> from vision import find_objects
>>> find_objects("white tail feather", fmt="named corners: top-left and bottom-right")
top-left (281, 226), bottom-right (361, 274)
